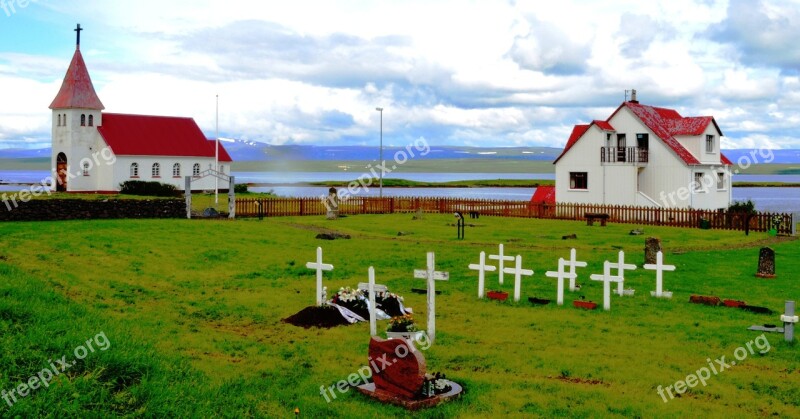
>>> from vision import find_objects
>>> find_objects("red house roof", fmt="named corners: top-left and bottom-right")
top-left (553, 101), bottom-right (730, 166)
top-left (49, 48), bottom-right (105, 110)
top-left (98, 113), bottom-right (232, 161)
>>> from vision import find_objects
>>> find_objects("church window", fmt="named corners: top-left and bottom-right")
top-left (88, 115), bottom-right (94, 126)
top-left (152, 163), bottom-right (161, 177)
top-left (130, 163), bottom-right (139, 177)
top-left (82, 162), bottom-right (90, 176)
top-left (81, 114), bottom-right (86, 126)
top-left (173, 163), bottom-right (181, 177)
top-left (57, 114), bottom-right (61, 126)
top-left (193, 163), bottom-right (200, 177)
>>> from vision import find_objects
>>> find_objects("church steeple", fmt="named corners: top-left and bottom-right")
top-left (49, 24), bottom-right (104, 110)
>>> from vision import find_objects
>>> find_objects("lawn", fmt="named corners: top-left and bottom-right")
top-left (0, 214), bottom-right (798, 417)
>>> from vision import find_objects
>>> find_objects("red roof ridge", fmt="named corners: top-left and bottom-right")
top-left (49, 48), bottom-right (105, 110)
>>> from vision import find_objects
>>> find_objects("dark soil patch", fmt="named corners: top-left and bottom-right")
top-left (282, 306), bottom-right (349, 329)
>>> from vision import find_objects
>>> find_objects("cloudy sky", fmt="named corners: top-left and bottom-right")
top-left (1, 0), bottom-right (798, 150)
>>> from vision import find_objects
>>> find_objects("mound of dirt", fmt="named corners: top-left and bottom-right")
top-left (282, 306), bottom-right (350, 329)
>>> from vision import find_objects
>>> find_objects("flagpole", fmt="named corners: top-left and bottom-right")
top-left (215, 94), bottom-right (219, 205)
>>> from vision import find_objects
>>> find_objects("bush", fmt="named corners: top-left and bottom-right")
top-left (119, 181), bottom-right (179, 197)
top-left (234, 183), bottom-right (249, 194)
top-left (728, 199), bottom-right (756, 214)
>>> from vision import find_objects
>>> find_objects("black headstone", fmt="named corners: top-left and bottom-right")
top-left (756, 247), bottom-right (776, 278)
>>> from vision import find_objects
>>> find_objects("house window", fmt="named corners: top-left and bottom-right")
top-left (193, 163), bottom-right (200, 177)
top-left (706, 135), bottom-right (714, 153)
top-left (152, 163), bottom-right (161, 178)
top-left (80, 114), bottom-right (86, 126)
top-left (88, 115), bottom-right (94, 127)
top-left (130, 163), bottom-right (139, 177)
top-left (173, 163), bottom-right (181, 177)
top-left (693, 172), bottom-right (704, 192)
top-left (616, 134), bottom-right (627, 162)
top-left (636, 133), bottom-right (649, 149)
top-left (717, 172), bottom-right (725, 190)
top-left (219, 165), bottom-right (224, 174)
top-left (569, 172), bottom-right (588, 190)
top-left (82, 162), bottom-right (90, 176)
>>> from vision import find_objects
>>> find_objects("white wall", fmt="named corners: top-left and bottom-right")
top-left (113, 156), bottom-right (231, 191)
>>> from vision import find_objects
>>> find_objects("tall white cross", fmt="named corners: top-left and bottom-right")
top-left (469, 251), bottom-right (497, 299)
top-left (489, 244), bottom-right (515, 285)
top-left (590, 261), bottom-right (623, 311)
top-left (564, 248), bottom-right (587, 292)
top-left (644, 251), bottom-right (675, 298)
top-left (415, 252), bottom-right (447, 344)
top-left (502, 255), bottom-right (534, 302)
top-left (545, 258), bottom-right (576, 306)
top-left (367, 266), bottom-right (377, 336)
top-left (608, 251), bottom-right (636, 296)
top-left (305, 247), bottom-right (334, 306)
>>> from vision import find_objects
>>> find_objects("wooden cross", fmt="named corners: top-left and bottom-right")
top-left (489, 244), bottom-right (515, 285)
top-left (564, 248), bottom-right (587, 291)
top-left (608, 251), bottom-right (636, 296)
top-left (590, 261), bottom-right (623, 311)
top-left (469, 251), bottom-right (497, 299)
top-left (367, 267), bottom-right (377, 337)
top-left (502, 255), bottom-right (534, 302)
top-left (545, 258), bottom-right (577, 306)
top-left (644, 251), bottom-right (675, 298)
top-left (75, 24), bottom-right (83, 47)
top-left (415, 252), bottom-right (446, 344)
top-left (305, 247), bottom-right (333, 306)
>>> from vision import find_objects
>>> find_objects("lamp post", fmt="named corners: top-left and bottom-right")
top-left (375, 107), bottom-right (384, 198)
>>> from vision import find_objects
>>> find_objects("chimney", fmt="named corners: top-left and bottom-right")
top-left (630, 89), bottom-right (638, 103)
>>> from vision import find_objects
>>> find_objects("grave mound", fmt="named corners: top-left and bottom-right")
top-left (282, 306), bottom-right (349, 329)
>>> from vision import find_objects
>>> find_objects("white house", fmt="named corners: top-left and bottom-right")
top-left (553, 92), bottom-right (733, 210)
top-left (49, 25), bottom-right (232, 193)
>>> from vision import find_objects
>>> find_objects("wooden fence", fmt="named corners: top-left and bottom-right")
top-left (236, 196), bottom-right (794, 235)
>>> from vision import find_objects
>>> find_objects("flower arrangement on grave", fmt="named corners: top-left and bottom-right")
top-left (376, 291), bottom-right (406, 317)
top-left (331, 286), bottom-right (367, 313)
top-left (421, 372), bottom-right (452, 397)
top-left (772, 215), bottom-right (783, 230)
top-left (386, 314), bottom-right (417, 333)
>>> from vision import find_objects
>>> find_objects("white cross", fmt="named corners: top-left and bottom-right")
top-left (418, 252), bottom-right (445, 344)
top-left (564, 248), bottom-right (587, 292)
top-left (367, 266), bottom-right (377, 337)
top-left (590, 261), bottom-right (623, 311)
top-left (489, 244), bottom-right (515, 285)
top-left (469, 251), bottom-right (497, 299)
top-left (545, 258), bottom-right (577, 306)
top-left (644, 251), bottom-right (675, 298)
top-left (305, 247), bottom-right (334, 306)
top-left (608, 251), bottom-right (636, 296)
top-left (502, 255), bottom-right (534, 302)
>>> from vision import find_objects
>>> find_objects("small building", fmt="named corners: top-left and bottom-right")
top-left (553, 92), bottom-right (733, 210)
top-left (49, 25), bottom-right (232, 193)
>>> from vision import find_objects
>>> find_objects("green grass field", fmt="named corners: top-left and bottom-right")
top-left (0, 215), bottom-right (798, 417)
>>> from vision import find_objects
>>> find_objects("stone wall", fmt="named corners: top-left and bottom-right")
top-left (0, 199), bottom-right (185, 222)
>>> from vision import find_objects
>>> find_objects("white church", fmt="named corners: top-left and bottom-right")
top-left (553, 91), bottom-right (733, 210)
top-left (49, 25), bottom-right (232, 193)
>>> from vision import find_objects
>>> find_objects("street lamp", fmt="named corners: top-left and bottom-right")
top-left (375, 107), bottom-right (384, 198)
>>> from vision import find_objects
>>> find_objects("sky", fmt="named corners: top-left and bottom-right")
top-left (0, 0), bottom-right (799, 150)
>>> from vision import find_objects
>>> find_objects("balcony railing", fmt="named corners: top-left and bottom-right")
top-left (601, 147), bottom-right (648, 163)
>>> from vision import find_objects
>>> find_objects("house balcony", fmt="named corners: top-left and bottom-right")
top-left (601, 147), bottom-right (648, 164)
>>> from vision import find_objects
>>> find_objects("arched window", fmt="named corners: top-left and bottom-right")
top-left (88, 115), bottom-right (94, 127)
top-left (172, 163), bottom-right (181, 177)
top-left (80, 114), bottom-right (86, 126)
top-left (193, 163), bottom-right (200, 177)
top-left (82, 161), bottom-right (90, 176)
top-left (152, 163), bottom-right (160, 177)
top-left (130, 163), bottom-right (139, 177)
top-left (57, 114), bottom-right (61, 126)
top-left (63, 114), bottom-right (67, 125)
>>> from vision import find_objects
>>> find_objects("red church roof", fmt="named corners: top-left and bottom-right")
top-left (98, 113), bottom-right (233, 161)
top-left (553, 101), bottom-right (731, 166)
top-left (49, 48), bottom-right (105, 110)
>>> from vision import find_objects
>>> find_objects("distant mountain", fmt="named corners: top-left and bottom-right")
top-left (2, 141), bottom-right (799, 163)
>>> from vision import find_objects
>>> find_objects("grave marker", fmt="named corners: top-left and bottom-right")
top-left (608, 250), bottom-right (636, 296)
top-left (502, 255), bottom-right (534, 302)
top-left (756, 247), bottom-right (776, 278)
top-left (305, 247), bottom-right (334, 306)
top-left (415, 252), bottom-right (447, 344)
top-left (564, 248), bottom-right (587, 292)
top-left (368, 267), bottom-right (377, 337)
top-left (469, 251), bottom-right (497, 299)
top-left (782, 300), bottom-right (797, 342)
top-left (590, 261), bottom-right (623, 311)
top-left (644, 251), bottom-right (675, 298)
top-left (545, 258), bottom-right (577, 306)
top-left (489, 244), bottom-right (515, 285)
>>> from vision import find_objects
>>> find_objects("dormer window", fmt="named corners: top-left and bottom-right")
top-left (706, 135), bottom-right (714, 153)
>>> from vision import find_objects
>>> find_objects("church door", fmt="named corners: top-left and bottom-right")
top-left (56, 152), bottom-right (68, 192)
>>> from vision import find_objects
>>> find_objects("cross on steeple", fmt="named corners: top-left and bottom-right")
top-left (75, 24), bottom-right (83, 48)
